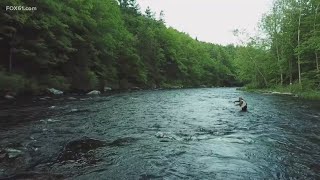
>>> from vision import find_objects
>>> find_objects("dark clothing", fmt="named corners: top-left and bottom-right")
top-left (235, 99), bottom-right (247, 112)
top-left (241, 105), bottom-right (247, 111)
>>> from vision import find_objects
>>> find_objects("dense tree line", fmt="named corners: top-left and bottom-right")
top-left (235, 0), bottom-right (320, 93)
top-left (0, 0), bottom-right (238, 95)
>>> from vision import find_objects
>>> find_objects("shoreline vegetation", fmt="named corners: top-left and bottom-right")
top-left (1, 0), bottom-right (320, 100)
top-left (0, 0), bottom-right (240, 98)
top-left (0, 85), bottom-right (229, 101)
top-left (239, 85), bottom-right (320, 100)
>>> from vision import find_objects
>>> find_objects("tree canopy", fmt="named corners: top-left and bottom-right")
top-left (234, 0), bottom-right (320, 92)
top-left (0, 0), bottom-right (239, 95)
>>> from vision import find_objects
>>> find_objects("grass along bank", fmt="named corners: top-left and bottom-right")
top-left (240, 83), bottom-right (320, 100)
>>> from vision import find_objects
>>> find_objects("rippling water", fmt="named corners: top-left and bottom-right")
top-left (0, 88), bottom-right (320, 179)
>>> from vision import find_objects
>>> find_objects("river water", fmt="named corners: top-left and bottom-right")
top-left (0, 88), bottom-right (320, 179)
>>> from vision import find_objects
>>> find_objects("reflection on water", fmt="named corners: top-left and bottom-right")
top-left (0, 88), bottom-right (320, 179)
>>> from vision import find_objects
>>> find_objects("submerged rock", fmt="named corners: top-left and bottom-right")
top-left (87, 90), bottom-right (101, 95)
top-left (67, 97), bottom-right (77, 100)
top-left (139, 174), bottom-right (162, 180)
top-left (57, 137), bottom-right (106, 162)
top-left (0, 172), bottom-right (64, 180)
top-left (4, 148), bottom-right (23, 159)
top-left (40, 118), bottom-right (60, 123)
top-left (155, 132), bottom-right (182, 141)
top-left (67, 108), bottom-right (91, 114)
top-left (155, 132), bottom-right (165, 138)
top-left (108, 137), bottom-right (137, 147)
top-left (39, 96), bottom-right (51, 101)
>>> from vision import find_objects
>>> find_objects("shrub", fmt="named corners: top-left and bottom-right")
top-left (47, 75), bottom-right (71, 91)
top-left (70, 70), bottom-right (99, 91)
top-left (24, 78), bottom-right (42, 95)
top-left (0, 71), bottom-right (26, 94)
top-left (87, 71), bottom-right (98, 90)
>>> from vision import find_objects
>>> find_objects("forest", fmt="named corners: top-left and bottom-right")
top-left (235, 0), bottom-right (320, 98)
top-left (0, 0), bottom-right (319, 98)
top-left (0, 0), bottom-right (238, 96)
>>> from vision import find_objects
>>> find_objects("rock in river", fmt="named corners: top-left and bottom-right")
top-left (87, 90), bottom-right (101, 95)
top-left (0, 172), bottom-right (64, 180)
top-left (4, 148), bottom-right (23, 159)
top-left (57, 137), bottom-right (106, 162)
top-left (104, 86), bottom-right (112, 91)
top-left (4, 94), bottom-right (15, 100)
top-left (47, 88), bottom-right (63, 95)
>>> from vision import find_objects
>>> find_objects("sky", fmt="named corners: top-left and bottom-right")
top-left (136, 0), bottom-right (273, 45)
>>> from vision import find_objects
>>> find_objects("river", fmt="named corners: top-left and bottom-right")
top-left (0, 88), bottom-right (320, 179)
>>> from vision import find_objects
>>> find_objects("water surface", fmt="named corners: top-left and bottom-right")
top-left (0, 88), bottom-right (319, 179)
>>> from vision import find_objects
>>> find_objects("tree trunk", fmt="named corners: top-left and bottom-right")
top-left (316, 52), bottom-right (319, 72)
top-left (276, 44), bottom-right (283, 85)
top-left (314, 3), bottom-right (319, 72)
top-left (289, 58), bottom-right (292, 84)
top-left (272, 4), bottom-right (283, 85)
top-left (297, 2), bottom-right (302, 85)
top-left (9, 46), bottom-right (12, 72)
top-left (250, 56), bottom-right (268, 87)
top-left (8, 31), bottom-right (16, 73)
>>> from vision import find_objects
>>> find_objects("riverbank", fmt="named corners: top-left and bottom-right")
top-left (238, 85), bottom-right (320, 100)
top-left (0, 84), bottom-right (224, 102)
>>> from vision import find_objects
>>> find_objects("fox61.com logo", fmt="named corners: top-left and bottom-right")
top-left (6, 6), bottom-right (37, 11)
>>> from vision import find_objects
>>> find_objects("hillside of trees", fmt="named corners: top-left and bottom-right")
top-left (235, 0), bottom-right (320, 96)
top-left (1, 0), bottom-right (319, 98)
top-left (0, 0), bottom-right (239, 96)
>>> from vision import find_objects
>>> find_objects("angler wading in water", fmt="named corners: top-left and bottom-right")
top-left (234, 97), bottom-right (247, 111)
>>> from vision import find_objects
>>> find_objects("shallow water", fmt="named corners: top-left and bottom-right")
top-left (0, 88), bottom-right (320, 179)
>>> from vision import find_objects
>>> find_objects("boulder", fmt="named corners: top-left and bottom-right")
top-left (171, 86), bottom-right (182, 89)
top-left (4, 94), bottom-right (15, 100)
top-left (131, 86), bottom-right (141, 91)
top-left (47, 88), bottom-right (63, 95)
top-left (87, 90), bottom-right (101, 95)
top-left (104, 86), bottom-right (112, 91)
top-left (271, 91), bottom-right (293, 95)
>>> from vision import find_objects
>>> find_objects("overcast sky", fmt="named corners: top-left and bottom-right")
top-left (136, 0), bottom-right (273, 45)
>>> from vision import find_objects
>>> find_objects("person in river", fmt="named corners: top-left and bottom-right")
top-left (234, 97), bottom-right (247, 111)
